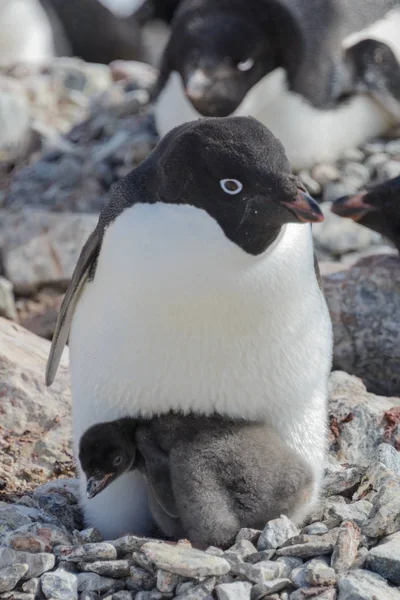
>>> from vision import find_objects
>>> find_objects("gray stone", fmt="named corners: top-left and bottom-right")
top-left (131, 551), bottom-right (155, 573)
top-left (331, 521), bottom-right (361, 574)
top-left (176, 577), bottom-right (216, 600)
top-left (0, 564), bottom-right (29, 593)
top-left (323, 465), bottom-right (363, 496)
top-left (156, 569), bottom-right (180, 593)
top-left (245, 550), bottom-right (276, 564)
top-left (109, 535), bottom-right (150, 555)
top-left (258, 517), bottom-right (300, 551)
top-left (324, 255), bottom-right (400, 397)
top-left (0, 209), bottom-right (97, 294)
top-left (79, 560), bottom-right (131, 578)
top-left (326, 500), bottom-right (372, 526)
top-left (337, 569), bottom-right (400, 600)
top-left (0, 278), bottom-right (16, 321)
top-left (6, 521), bottom-right (72, 552)
top-left (275, 557), bottom-right (303, 578)
top-left (112, 593), bottom-right (133, 600)
top-left (327, 371), bottom-right (400, 466)
top-left (125, 566), bottom-right (155, 592)
top-left (236, 529), bottom-right (261, 544)
top-left (276, 541), bottom-right (334, 559)
top-left (56, 542), bottom-right (117, 562)
top-left (0, 548), bottom-right (54, 578)
top-left (21, 578), bottom-right (39, 594)
top-left (367, 531), bottom-right (400, 585)
top-left (224, 540), bottom-right (258, 561)
top-left (374, 444), bottom-right (400, 477)
top-left (216, 581), bottom-right (252, 600)
top-left (302, 524), bottom-right (329, 536)
top-left (228, 558), bottom-right (282, 584)
top-left (250, 579), bottom-right (291, 598)
top-left (142, 542), bottom-right (230, 578)
top-left (77, 572), bottom-right (123, 593)
top-left (72, 528), bottom-right (103, 545)
top-left (362, 477), bottom-right (400, 538)
top-left (41, 569), bottom-right (78, 600)
top-left (304, 559), bottom-right (337, 586)
top-left (290, 588), bottom-right (337, 599)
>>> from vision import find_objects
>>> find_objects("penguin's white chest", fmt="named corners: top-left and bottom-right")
top-left (69, 203), bottom-right (332, 474)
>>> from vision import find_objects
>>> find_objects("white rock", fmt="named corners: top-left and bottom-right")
top-left (41, 569), bottom-right (78, 600)
top-left (257, 516), bottom-right (299, 551)
top-left (0, 564), bottom-right (29, 593)
top-left (338, 569), bottom-right (400, 600)
top-left (216, 581), bottom-right (252, 600)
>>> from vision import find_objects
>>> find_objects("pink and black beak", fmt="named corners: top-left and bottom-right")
top-left (86, 473), bottom-right (114, 499)
top-left (331, 192), bottom-right (378, 221)
top-left (281, 190), bottom-right (324, 223)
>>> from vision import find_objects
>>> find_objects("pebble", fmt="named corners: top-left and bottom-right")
top-left (77, 572), bottom-right (124, 594)
top-left (338, 569), bottom-right (400, 600)
top-left (326, 499), bottom-right (372, 526)
top-left (215, 581), bottom-right (252, 600)
top-left (0, 564), bottom-right (29, 593)
top-left (323, 465), bottom-right (363, 496)
top-left (374, 444), bottom-right (400, 477)
top-left (228, 558), bottom-right (281, 584)
top-left (176, 577), bottom-right (216, 600)
top-left (156, 569), bottom-right (180, 593)
top-left (126, 566), bottom-right (155, 592)
top-left (290, 588), bottom-right (337, 599)
top-left (236, 529), bottom-right (261, 545)
top-left (21, 578), bottom-right (39, 594)
top-left (72, 528), bottom-right (103, 545)
top-left (250, 579), bottom-right (291, 597)
top-left (367, 532), bottom-right (400, 585)
top-left (224, 540), bottom-right (258, 561)
top-left (245, 550), bottom-right (276, 564)
top-left (41, 569), bottom-right (78, 600)
top-left (276, 539), bottom-right (335, 559)
top-left (141, 542), bottom-right (230, 578)
top-left (0, 548), bottom-right (55, 578)
top-left (78, 560), bottom-right (132, 578)
top-left (56, 542), bottom-right (117, 562)
top-left (331, 521), bottom-right (361, 574)
top-left (362, 478), bottom-right (400, 538)
top-left (110, 535), bottom-right (150, 555)
top-left (304, 559), bottom-right (337, 586)
top-left (257, 516), bottom-right (299, 551)
top-left (302, 523), bottom-right (329, 536)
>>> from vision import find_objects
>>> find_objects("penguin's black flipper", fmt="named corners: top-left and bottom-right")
top-left (347, 38), bottom-right (400, 121)
top-left (46, 229), bottom-right (100, 386)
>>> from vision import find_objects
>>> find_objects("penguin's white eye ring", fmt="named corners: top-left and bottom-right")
top-left (237, 58), bottom-right (255, 72)
top-left (220, 179), bottom-right (243, 195)
top-left (113, 456), bottom-right (122, 467)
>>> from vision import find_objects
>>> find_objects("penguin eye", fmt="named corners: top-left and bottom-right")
top-left (220, 179), bottom-right (243, 195)
top-left (237, 58), bottom-right (254, 72)
top-left (113, 455), bottom-right (122, 467)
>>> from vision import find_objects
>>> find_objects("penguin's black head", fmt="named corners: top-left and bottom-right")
top-left (161, 4), bottom-right (277, 116)
top-left (79, 419), bottom-right (137, 499)
top-left (331, 176), bottom-right (400, 251)
top-left (127, 117), bottom-right (323, 255)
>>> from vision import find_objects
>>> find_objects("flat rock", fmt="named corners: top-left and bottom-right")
top-left (216, 581), bottom-right (252, 600)
top-left (304, 559), bottom-right (337, 586)
top-left (367, 531), bottom-right (400, 584)
top-left (0, 318), bottom-right (71, 496)
top-left (250, 579), bottom-right (291, 598)
top-left (258, 517), bottom-right (300, 551)
top-left (0, 548), bottom-right (54, 578)
top-left (331, 522), bottom-right (361, 574)
top-left (142, 542), bottom-right (230, 578)
top-left (362, 477), bottom-right (400, 538)
top-left (228, 558), bottom-right (281, 584)
top-left (323, 256), bottom-right (400, 396)
top-left (41, 569), bottom-right (78, 600)
top-left (79, 560), bottom-right (131, 578)
top-left (0, 208), bottom-right (97, 294)
top-left (77, 572), bottom-right (123, 593)
top-left (0, 564), bottom-right (29, 593)
top-left (327, 371), bottom-right (400, 466)
top-left (56, 542), bottom-right (117, 562)
top-left (338, 569), bottom-right (400, 600)
top-left (290, 588), bottom-right (337, 599)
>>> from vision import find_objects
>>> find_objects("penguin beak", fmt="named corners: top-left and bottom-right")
top-left (331, 192), bottom-right (378, 221)
top-left (281, 190), bottom-right (324, 223)
top-left (86, 473), bottom-right (114, 499)
top-left (185, 69), bottom-right (213, 101)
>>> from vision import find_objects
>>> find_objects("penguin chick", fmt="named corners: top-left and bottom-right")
top-left (79, 414), bottom-right (314, 549)
top-left (331, 175), bottom-right (400, 251)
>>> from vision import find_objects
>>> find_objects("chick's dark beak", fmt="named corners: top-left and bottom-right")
top-left (86, 473), bottom-right (114, 499)
top-left (331, 192), bottom-right (378, 221)
top-left (281, 190), bottom-right (324, 223)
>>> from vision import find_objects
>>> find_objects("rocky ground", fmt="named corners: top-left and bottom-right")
top-left (0, 57), bottom-right (399, 598)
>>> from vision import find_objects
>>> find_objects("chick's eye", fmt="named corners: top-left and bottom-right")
top-left (220, 179), bottom-right (243, 195)
top-left (237, 58), bottom-right (255, 72)
top-left (113, 456), bottom-right (122, 467)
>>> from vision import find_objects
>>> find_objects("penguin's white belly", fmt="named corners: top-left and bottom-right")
top-left (0, 0), bottom-right (55, 65)
top-left (70, 204), bottom-right (332, 468)
top-left (155, 70), bottom-right (390, 171)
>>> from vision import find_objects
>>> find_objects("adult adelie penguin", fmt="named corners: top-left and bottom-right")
top-left (153, 0), bottom-right (400, 170)
top-left (46, 117), bottom-right (332, 539)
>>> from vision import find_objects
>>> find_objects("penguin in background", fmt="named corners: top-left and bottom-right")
top-left (46, 117), bottom-right (332, 540)
top-left (331, 175), bottom-right (400, 251)
top-left (153, 0), bottom-right (400, 170)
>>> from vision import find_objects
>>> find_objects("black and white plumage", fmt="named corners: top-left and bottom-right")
top-left (47, 117), bottom-right (332, 539)
top-left (331, 175), bottom-right (400, 251)
top-left (154, 0), bottom-right (400, 169)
